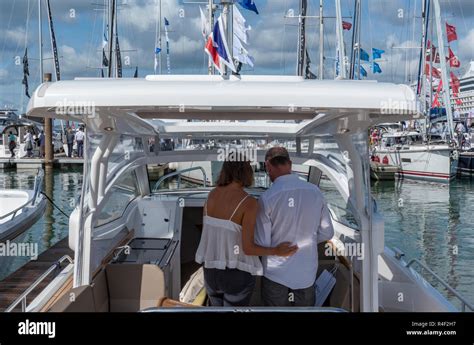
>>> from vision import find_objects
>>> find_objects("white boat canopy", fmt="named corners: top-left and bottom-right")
top-left (27, 75), bottom-right (419, 137)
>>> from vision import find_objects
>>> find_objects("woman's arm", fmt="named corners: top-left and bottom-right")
top-left (241, 197), bottom-right (297, 257)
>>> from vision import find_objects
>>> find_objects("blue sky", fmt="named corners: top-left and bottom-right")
top-left (1, 0), bottom-right (474, 112)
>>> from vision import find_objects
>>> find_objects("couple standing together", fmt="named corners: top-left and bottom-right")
top-left (195, 147), bottom-right (334, 307)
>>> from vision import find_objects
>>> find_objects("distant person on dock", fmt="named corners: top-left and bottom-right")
top-left (24, 130), bottom-right (33, 158)
top-left (8, 131), bottom-right (16, 158)
top-left (256, 147), bottom-right (334, 307)
top-left (75, 127), bottom-right (85, 158)
top-left (38, 131), bottom-right (45, 158)
top-left (66, 127), bottom-right (75, 158)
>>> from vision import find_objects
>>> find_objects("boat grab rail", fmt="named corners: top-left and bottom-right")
top-left (0, 169), bottom-right (44, 222)
top-left (5, 255), bottom-right (73, 312)
top-left (153, 166), bottom-right (207, 192)
top-left (406, 258), bottom-right (474, 312)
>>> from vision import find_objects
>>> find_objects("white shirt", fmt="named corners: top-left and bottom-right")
top-left (255, 173), bottom-right (334, 289)
top-left (75, 131), bottom-right (85, 141)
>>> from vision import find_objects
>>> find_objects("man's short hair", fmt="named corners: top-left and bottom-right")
top-left (265, 147), bottom-right (291, 166)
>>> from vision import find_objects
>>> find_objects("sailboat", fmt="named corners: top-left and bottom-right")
top-left (371, 0), bottom-right (459, 183)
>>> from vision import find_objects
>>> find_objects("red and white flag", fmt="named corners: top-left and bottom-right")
top-left (447, 47), bottom-right (460, 68)
top-left (342, 21), bottom-right (352, 30)
top-left (425, 63), bottom-right (441, 78)
top-left (446, 22), bottom-right (457, 42)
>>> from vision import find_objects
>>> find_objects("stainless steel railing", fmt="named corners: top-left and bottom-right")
top-left (5, 255), bottom-right (73, 312)
top-left (0, 168), bottom-right (43, 222)
top-left (152, 166), bottom-right (208, 192)
top-left (406, 258), bottom-right (474, 312)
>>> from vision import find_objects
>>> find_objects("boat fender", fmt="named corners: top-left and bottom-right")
top-left (382, 156), bottom-right (389, 165)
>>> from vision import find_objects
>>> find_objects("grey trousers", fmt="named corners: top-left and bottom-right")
top-left (261, 276), bottom-right (315, 307)
top-left (204, 268), bottom-right (256, 307)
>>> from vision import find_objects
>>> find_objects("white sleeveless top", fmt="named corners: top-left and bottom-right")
top-left (195, 195), bottom-right (263, 276)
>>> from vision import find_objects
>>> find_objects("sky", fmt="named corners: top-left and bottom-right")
top-left (1, 0), bottom-right (474, 112)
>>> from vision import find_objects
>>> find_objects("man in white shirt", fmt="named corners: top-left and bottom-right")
top-left (74, 127), bottom-right (85, 158)
top-left (255, 147), bottom-right (334, 306)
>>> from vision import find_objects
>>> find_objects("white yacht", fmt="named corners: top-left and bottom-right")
top-left (0, 170), bottom-right (46, 242)
top-left (372, 130), bottom-right (458, 183)
top-left (8, 75), bottom-right (472, 313)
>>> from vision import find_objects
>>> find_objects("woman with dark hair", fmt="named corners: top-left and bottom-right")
top-left (195, 158), bottom-right (298, 307)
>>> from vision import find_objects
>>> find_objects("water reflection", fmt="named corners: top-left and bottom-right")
top-left (372, 178), bottom-right (474, 307)
top-left (0, 167), bottom-right (82, 281)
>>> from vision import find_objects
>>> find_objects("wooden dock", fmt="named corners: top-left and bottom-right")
top-left (0, 157), bottom-right (83, 170)
top-left (0, 237), bottom-right (73, 311)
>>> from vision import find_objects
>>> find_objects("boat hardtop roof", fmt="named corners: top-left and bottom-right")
top-left (26, 75), bottom-right (419, 137)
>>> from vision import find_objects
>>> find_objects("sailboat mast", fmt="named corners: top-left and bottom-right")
top-left (335, 0), bottom-right (347, 79)
top-left (349, 0), bottom-right (360, 79)
top-left (46, 0), bottom-right (60, 81)
top-left (433, 0), bottom-right (454, 140)
top-left (296, 0), bottom-right (308, 76)
top-left (319, 0), bottom-right (324, 80)
top-left (208, 0), bottom-right (214, 75)
top-left (158, 0), bottom-right (162, 74)
top-left (107, 0), bottom-right (115, 77)
top-left (38, 0), bottom-right (43, 78)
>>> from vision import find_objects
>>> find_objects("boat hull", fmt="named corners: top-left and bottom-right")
top-left (373, 146), bottom-right (458, 183)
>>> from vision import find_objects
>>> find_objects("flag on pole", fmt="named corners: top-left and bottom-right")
top-left (372, 61), bottom-right (382, 74)
top-left (238, 0), bottom-right (259, 15)
top-left (426, 40), bottom-right (440, 63)
top-left (199, 6), bottom-right (209, 39)
top-left (360, 48), bottom-right (370, 61)
top-left (233, 34), bottom-right (254, 67)
top-left (154, 47), bottom-right (162, 71)
top-left (450, 72), bottom-right (460, 94)
top-left (23, 48), bottom-right (29, 76)
top-left (22, 48), bottom-right (30, 98)
top-left (102, 26), bottom-right (108, 49)
top-left (425, 63), bottom-right (441, 78)
top-left (102, 49), bottom-right (109, 67)
top-left (446, 22), bottom-right (457, 42)
top-left (232, 4), bottom-right (254, 68)
top-left (372, 48), bottom-right (385, 60)
top-left (447, 47), bottom-right (460, 68)
top-left (205, 15), bottom-right (236, 74)
top-left (342, 21), bottom-right (352, 30)
top-left (164, 17), bottom-right (171, 74)
top-left (233, 5), bottom-right (251, 44)
top-left (359, 64), bottom-right (367, 77)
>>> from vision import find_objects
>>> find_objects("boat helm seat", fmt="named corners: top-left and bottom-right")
top-left (49, 264), bottom-right (166, 312)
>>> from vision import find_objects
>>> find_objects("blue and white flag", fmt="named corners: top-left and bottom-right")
top-left (360, 48), bottom-right (370, 62)
top-left (372, 48), bottom-right (385, 60)
top-left (355, 64), bottom-right (367, 78)
top-left (238, 0), bottom-right (259, 15)
top-left (372, 61), bottom-right (382, 74)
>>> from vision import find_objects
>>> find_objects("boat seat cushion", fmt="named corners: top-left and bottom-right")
top-left (105, 264), bottom-right (166, 312)
top-left (48, 285), bottom-right (95, 312)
